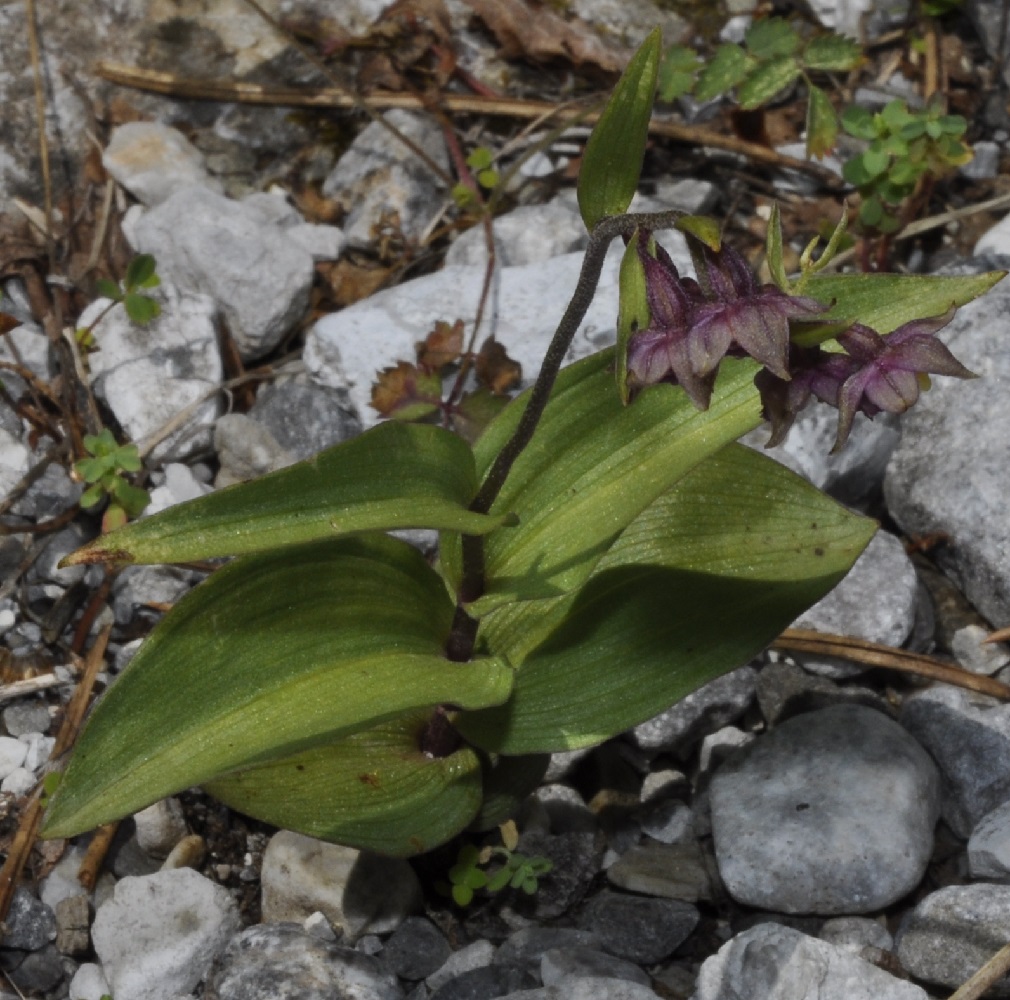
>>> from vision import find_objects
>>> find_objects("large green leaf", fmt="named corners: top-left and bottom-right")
top-left (65, 421), bottom-right (504, 567)
top-left (43, 535), bottom-right (513, 838)
top-left (454, 444), bottom-right (875, 754)
top-left (444, 350), bottom-right (763, 612)
top-left (205, 713), bottom-right (483, 857)
top-left (803, 271), bottom-right (1005, 334)
top-left (578, 28), bottom-right (661, 230)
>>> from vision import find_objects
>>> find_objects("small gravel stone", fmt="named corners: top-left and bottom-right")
top-left (969, 800), bottom-right (1010, 878)
top-left (5, 943), bottom-right (64, 993)
top-left (68, 962), bottom-right (111, 1000)
top-left (446, 202), bottom-right (587, 268)
top-left (710, 705), bottom-right (939, 914)
top-left (896, 884), bottom-right (1010, 993)
top-left (425, 940), bottom-right (495, 992)
top-left (248, 377), bottom-right (358, 461)
top-left (429, 964), bottom-right (537, 1000)
top-left (0, 737), bottom-right (28, 779)
top-left (54, 894), bottom-right (90, 956)
top-left (2, 887), bottom-right (56, 950)
top-left (577, 890), bottom-right (699, 965)
top-left (605, 841), bottom-right (714, 903)
top-left (207, 923), bottom-right (403, 1000)
top-left (92, 868), bottom-right (240, 1000)
top-left (260, 831), bottom-right (421, 937)
top-left (382, 917), bottom-right (451, 981)
top-left (952, 624), bottom-right (1010, 675)
top-left (818, 917), bottom-right (893, 955)
top-left (494, 928), bottom-right (600, 973)
top-left (133, 797), bottom-right (188, 859)
top-left (508, 978), bottom-right (663, 1000)
top-left (3, 703), bottom-right (50, 737)
top-left (513, 830), bottom-right (602, 919)
top-left (900, 684), bottom-right (1010, 837)
top-left (695, 923), bottom-right (928, 1000)
top-left (631, 667), bottom-right (757, 753)
top-left (540, 946), bottom-right (652, 987)
top-left (638, 797), bottom-right (693, 845)
top-left (0, 767), bottom-right (34, 795)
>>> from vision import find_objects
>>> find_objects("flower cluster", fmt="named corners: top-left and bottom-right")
top-left (625, 233), bottom-right (975, 451)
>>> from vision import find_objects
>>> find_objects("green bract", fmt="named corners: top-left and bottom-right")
top-left (42, 30), bottom-right (1002, 859)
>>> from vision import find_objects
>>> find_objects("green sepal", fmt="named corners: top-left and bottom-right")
top-left (675, 215), bottom-right (721, 251)
top-left (63, 421), bottom-right (507, 566)
top-left (616, 229), bottom-right (649, 404)
top-left (42, 535), bottom-right (514, 838)
top-left (578, 28), bottom-right (662, 230)
top-left (454, 444), bottom-right (875, 754)
top-left (204, 712), bottom-right (483, 857)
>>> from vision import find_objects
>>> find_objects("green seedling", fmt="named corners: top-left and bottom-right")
top-left (40, 30), bottom-right (1002, 861)
top-left (443, 821), bottom-right (553, 906)
top-left (75, 428), bottom-right (150, 533)
top-left (841, 96), bottom-right (972, 236)
top-left (76, 254), bottom-right (162, 350)
top-left (658, 18), bottom-right (862, 157)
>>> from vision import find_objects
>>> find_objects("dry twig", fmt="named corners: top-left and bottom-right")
top-left (774, 628), bottom-right (1010, 699)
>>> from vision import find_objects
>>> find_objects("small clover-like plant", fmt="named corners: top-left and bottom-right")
top-left (658, 18), bottom-right (863, 157)
top-left (443, 821), bottom-right (553, 906)
top-left (40, 29), bottom-right (1002, 864)
top-left (77, 254), bottom-right (162, 350)
top-left (841, 97), bottom-right (972, 236)
top-left (74, 428), bottom-right (151, 533)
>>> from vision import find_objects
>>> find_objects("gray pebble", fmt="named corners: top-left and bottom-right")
top-left (577, 890), bottom-right (699, 965)
top-left (382, 918), bottom-right (451, 982)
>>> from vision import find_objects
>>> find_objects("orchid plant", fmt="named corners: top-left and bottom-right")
top-left (41, 30), bottom-right (1001, 856)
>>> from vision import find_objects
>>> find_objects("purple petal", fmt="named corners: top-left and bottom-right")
top-left (885, 333), bottom-right (977, 379)
top-left (627, 328), bottom-right (679, 384)
top-left (837, 324), bottom-right (886, 363)
top-left (833, 368), bottom-right (875, 452)
top-left (638, 245), bottom-right (696, 331)
top-left (862, 365), bottom-right (921, 414)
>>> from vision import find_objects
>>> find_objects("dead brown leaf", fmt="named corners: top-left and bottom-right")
top-left (319, 259), bottom-right (394, 308)
top-left (463, 0), bottom-right (630, 75)
top-left (416, 319), bottom-right (464, 371)
top-left (476, 336), bottom-right (522, 395)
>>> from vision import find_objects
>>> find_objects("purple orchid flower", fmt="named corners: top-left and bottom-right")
top-left (626, 234), bottom-right (827, 410)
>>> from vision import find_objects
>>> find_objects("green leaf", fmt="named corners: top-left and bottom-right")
top-left (840, 104), bottom-right (876, 140)
top-left (448, 350), bottom-right (763, 611)
top-left (745, 18), bottom-right (801, 59)
top-left (74, 456), bottom-right (113, 483)
top-left (880, 99), bottom-right (913, 132)
top-left (123, 293), bottom-right (161, 326)
top-left (467, 147), bottom-right (494, 171)
top-left (64, 421), bottom-right (506, 566)
top-left (454, 444), bottom-right (875, 754)
top-left (125, 254), bottom-right (158, 289)
top-left (805, 84), bottom-right (838, 159)
top-left (803, 270), bottom-right (1006, 333)
top-left (765, 203), bottom-right (788, 291)
top-left (485, 867), bottom-right (512, 893)
top-left (79, 483), bottom-right (105, 509)
top-left (95, 278), bottom-right (122, 301)
top-left (695, 44), bottom-right (752, 102)
top-left (616, 230), bottom-right (648, 404)
top-left (205, 713), bottom-right (483, 856)
top-left (861, 147), bottom-right (890, 178)
top-left (42, 535), bottom-right (514, 838)
top-left (802, 34), bottom-right (862, 71)
top-left (675, 215), bottom-right (721, 250)
top-left (737, 56), bottom-right (801, 109)
top-left (841, 155), bottom-right (872, 187)
top-left (658, 44), bottom-right (701, 102)
top-left (109, 479), bottom-right (151, 518)
top-left (858, 196), bottom-right (884, 229)
top-left (578, 28), bottom-right (661, 230)
top-left (452, 884), bottom-right (474, 907)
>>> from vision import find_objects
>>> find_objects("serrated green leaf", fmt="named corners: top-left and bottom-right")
top-left (578, 28), bottom-right (661, 230)
top-left (64, 421), bottom-right (506, 566)
top-left (745, 17), bottom-right (801, 59)
top-left (802, 34), bottom-right (862, 71)
top-left (616, 230), bottom-right (648, 404)
top-left (123, 293), bottom-right (161, 325)
top-left (42, 535), bottom-right (514, 838)
top-left (455, 444), bottom-right (875, 754)
top-left (657, 44), bottom-right (701, 101)
top-left (695, 44), bottom-right (752, 102)
top-left (205, 713), bottom-right (482, 856)
top-left (805, 83), bottom-right (838, 159)
top-left (446, 350), bottom-right (763, 612)
top-left (125, 254), bottom-right (158, 289)
top-left (737, 56), bottom-right (800, 109)
top-left (95, 278), bottom-right (122, 301)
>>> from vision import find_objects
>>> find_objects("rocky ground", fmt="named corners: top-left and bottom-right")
top-left (4, 0), bottom-right (1010, 998)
